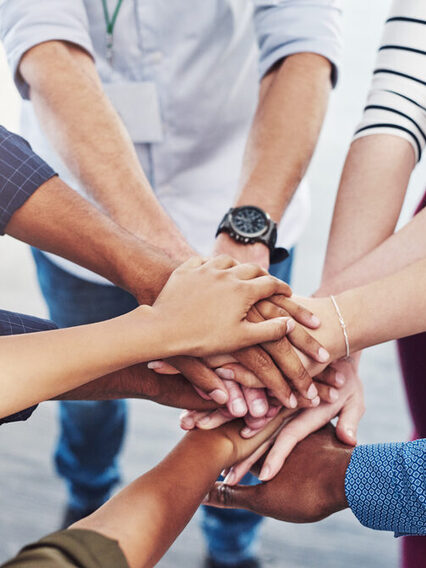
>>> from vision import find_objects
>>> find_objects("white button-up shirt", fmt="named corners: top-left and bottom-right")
top-left (0, 0), bottom-right (342, 284)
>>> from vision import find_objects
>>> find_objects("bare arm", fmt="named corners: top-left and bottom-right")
top-left (19, 40), bottom-right (194, 261)
top-left (0, 256), bottom-right (291, 418)
top-left (215, 53), bottom-right (332, 267)
top-left (5, 175), bottom-right (175, 304)
top-left (322, 135), bottom-right (416, 286)
top-left (73, 409), bottom-right (292, 568)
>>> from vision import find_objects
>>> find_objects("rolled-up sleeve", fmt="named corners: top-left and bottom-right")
top-left (0, 0), bottom-right (94, 100)
top-left (0, 126), bottom-right (56, 234)
top-left (253, 0), bottom-right (343, 86)
top-left (0, 309), bottom-right (57, 425)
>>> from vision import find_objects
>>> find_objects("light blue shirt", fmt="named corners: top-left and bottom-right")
top-left (0, 0), bottom-right (342, 284)
top-left (346, 439), bottom-right (426, 536)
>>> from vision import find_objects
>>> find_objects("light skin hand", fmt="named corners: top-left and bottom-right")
top-left (152, 255), bottom-right (293, 359)
top-left (224, 359), bottom-right (363, 484)
top-left (204, 424), bottom-right (352, 524)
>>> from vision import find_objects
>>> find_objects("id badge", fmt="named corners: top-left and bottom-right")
top-left (104, 82), bottom-right (163, 143)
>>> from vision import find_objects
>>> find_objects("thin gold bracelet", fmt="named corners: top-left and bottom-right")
top-left (330, 295), bottom-right (350, 359)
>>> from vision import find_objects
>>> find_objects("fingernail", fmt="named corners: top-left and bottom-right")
top-left (346, 428), bottom-right (356, 442)
top-left (147, 361), bottom-right (163, 369)
top-left (307, 384), bottom-right (318, 400)
top-left (310, 315), bottom-right (321, 327)
top-left (224, 471), bottom-right (235, 485)
top-left (336, 372), bottom-right (345, 386)
top-left (318, 347), bottom-right (330, 363)
top-left (286, 318), bottom-right (295, 332)
top-left (209, 389), bottom-right (228, 405)
top-left (231, 399), bottom-right (247, 416)
top-left (215, 368), bottom-right (235, 380)
top-left (251, 399), bottom-right (267, 416)
top-left (259, 465), bottom-right (271, 481)
top-left (289, 393), bottom-right (298, 408)
top-left (311, 396), bottom-right (320, 407)
top-left (329, 388), bottom-right (339, 402)
top-left (241, 427), bottom-right (254, 437)
top-left (198, 414), bottom-right (213, 426)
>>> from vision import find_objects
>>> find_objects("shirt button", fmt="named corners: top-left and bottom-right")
top-left (148, 51), bottom-right (163, 64)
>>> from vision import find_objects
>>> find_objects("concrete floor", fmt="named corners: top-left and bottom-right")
top-left (0, 1), bottom-right (425, 566)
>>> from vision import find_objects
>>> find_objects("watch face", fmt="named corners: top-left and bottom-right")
top-left (230, 206), bottom-right (268, 238)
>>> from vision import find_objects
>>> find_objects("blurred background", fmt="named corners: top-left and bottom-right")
top-left (0, 1), bottom-right (425, 567)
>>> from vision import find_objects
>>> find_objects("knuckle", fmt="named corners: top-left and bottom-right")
top-left (217, 484), bottom-right (235, 507)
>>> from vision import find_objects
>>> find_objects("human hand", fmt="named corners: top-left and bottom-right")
top-left (214, 232), bottom-right (270, 270)
top-left (151, 255), bottom-right (292, 359)
top-left (148, 294), bottom-right (328, 408)
top-left (204, 423), bottom-right (352, 523)
top-left (179, 366), bottom-right (341, 431)
top-left (222, 358), bottom-right (363, 484)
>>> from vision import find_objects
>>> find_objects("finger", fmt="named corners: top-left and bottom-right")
top-left (169, 356), bottom-right (229, 405)
top-left (223, 379), bottom-right (248, 417)
top-left (259, 403), bottom-right (341, 480)
top-left (241, 386), bottom-right (269, 418)
top-left (336, 392), bottom-right (365, 446)
top-left (204, 354), bottom-right (237, 368)
top-left (233, 345), bottom-right (296, 409)
top-left (206, 254), bottom-right (237, 270)
top-left (315, 368), bottom-right (345, 389)
top-left (255, 301), bottom-right (328, 364)
top-left (229, 262), bottom-right (267, 280)
top-left (193, 385), bottom-right (214, 401)
top-left (269, 295), bottom-right (320, 328)
top-left (195, 409), bottom-right (234, 430)
top-left (204, 482), bottom-right (260, 513)
top-left (260, 334), bottom-right (318, 402)
top-left (180, 410), bottom-right (197, 430)
top-left (245, 307), bottom-right (317, 403)
top-left (240, 411), bottom-right (279, 438)
top-left (243, 318), bottom-right (297, 355)
top-left (224, 439), bottom-right (273, 485)
top-left (247, 275), bottom-right (292, 301)
top-left (147, 360), bottom-right (180, 374)
top-left (314, 382), bottom-right (339, 404)
top-left (216, 363), bottom-right (263, 388)
top-left (179, 256), bottom-right (206, 269)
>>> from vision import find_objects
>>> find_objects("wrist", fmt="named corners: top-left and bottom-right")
top-left (325, 447), bottom-right (353, 514)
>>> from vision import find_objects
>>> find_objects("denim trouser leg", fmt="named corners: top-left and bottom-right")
top-left (201, 251), bottom-right (294, 565)
top-left (32, 249), bottom-right (139, 513)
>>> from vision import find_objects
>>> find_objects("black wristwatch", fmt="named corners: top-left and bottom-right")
top-left (216, 206), bottom-right (289, 264)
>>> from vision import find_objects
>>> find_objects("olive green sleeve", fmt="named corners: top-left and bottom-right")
top-left (1, 529), bottom-right (129, 568)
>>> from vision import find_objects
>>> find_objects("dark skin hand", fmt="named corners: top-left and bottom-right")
top-left (55, 364), bottom-right (217, 411)
top-left (205, 424), bottom-right (353, 523)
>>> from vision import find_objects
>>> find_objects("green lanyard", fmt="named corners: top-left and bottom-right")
top-left (101, 0), bottom-right (124, 62)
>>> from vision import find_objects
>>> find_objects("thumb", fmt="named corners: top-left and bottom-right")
top-left (244, 317), bottom-right (294, 345)
top-left (336, 396), bottom-right (364, 446)
top-left (204, 482), bottom-right (259, 512)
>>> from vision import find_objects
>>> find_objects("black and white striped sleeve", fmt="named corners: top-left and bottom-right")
top-left (353, 0), bottom-right (426, 162)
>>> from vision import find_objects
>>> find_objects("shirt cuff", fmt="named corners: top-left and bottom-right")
top-left (0, 127), bottom-right (57, 235)
top-left (345, 440), bottom-right (426, 537)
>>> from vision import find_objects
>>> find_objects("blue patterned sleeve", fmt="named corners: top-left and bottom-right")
top-left (345, 439), bottom-right (426, 536)
top-left (0, 125), bottom-right (56, 235)
top-left (0, 309), bottom-right (57, 425)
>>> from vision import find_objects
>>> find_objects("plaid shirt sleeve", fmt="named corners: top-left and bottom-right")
top-left (0, 309), bottom-right (57, 425)
top-left (0, 125), bottom-right (56, 235)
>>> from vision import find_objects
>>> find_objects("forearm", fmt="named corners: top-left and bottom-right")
top-left (74, 430), bottom-right (230, 568)
top-left (19, 41), bottom-right (193, 260)
top-left (57, 364), bottom-right (217, 411)
top-left (318, 207), bottom-right (426, 296)
top-left (5, 176), bottom-right (176, 304)
top-left (235, 53), bottom-right (331, 221)
top-left (0, 307), bottom-right (180, 418)
top-left (322, 135), bottom-right (415, 285)
top-left (305, 259), bottom-right (426, 361)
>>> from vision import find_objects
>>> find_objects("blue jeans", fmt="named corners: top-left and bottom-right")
top-left (32, 247), bottom-right (293, 560)
top-left (201, 251), bottom-right (294, 565)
